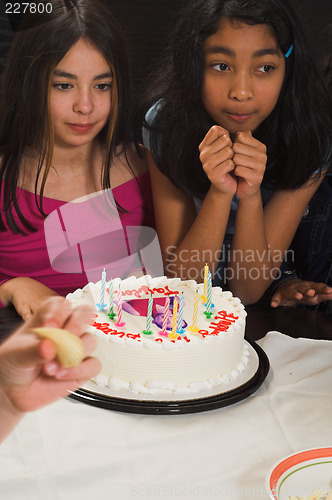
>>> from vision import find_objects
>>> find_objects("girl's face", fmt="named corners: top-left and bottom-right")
top-left (50, 38), bottom-right (113, 149)
top-left (201, 18), bottom-right (286, 135)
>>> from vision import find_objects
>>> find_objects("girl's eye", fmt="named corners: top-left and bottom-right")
top-left (94, 83), bottom-right (112, 91)
top-left (52, 83), bottom-right (72, 91)
top-left (257, 64), bottom-right (275, 73)
top-left (212, 63), bottom-right (229, 72)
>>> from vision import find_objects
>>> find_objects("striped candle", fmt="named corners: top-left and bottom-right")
top-left (176, 292), bottom-right (185, 334)
top-left (189, 289), bottom-right (199, 332)
top-left (97, 267), bottom-right (107, 310)
top-left (204, 270), bottom-right (213, 319)
top-left (115, 285), bottom-right (125, 327)
top-left (160, 296), bottom-right (170, 336)
top-left (107, 279), bottom-right (116, 319)
top-left (169, 296), bottom-right (179, 339)
top-left (143, 295), bottom-right (153, 335)
top-left (202, 262), bottom-right (209, 302)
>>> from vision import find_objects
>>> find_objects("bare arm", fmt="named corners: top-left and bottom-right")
top-left (147, 125), bottom-right (236, 281)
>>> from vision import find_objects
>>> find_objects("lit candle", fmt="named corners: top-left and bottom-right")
top-left (169, 296), bottom-right (179, 339)
top-left (143, 294), bottom-right (153, 335)
top-left (115, 285), bottom-right (126, 327)
top-left (97, 267), bottom-right (107, 310)
top-left (107, 279), bottom-right (116, 319)
top-left (176, 292), bottom-right (185, 334)
top-left (201, 262), bottom-right (209, 302)
top-left (189, 289), bottom-right (199, 332)
top-left (160, 295), bottom-right (170, 336)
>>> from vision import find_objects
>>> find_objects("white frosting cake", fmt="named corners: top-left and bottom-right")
top-left (66, 275), bottom-right (248, 395)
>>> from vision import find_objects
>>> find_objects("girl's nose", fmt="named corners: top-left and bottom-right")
top-left (73, 90), bottom-right (94, 114)
top-left (229, 73), bottom-right (253, 101)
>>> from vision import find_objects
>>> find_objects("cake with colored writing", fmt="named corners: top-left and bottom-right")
top-left (66, 275), bottom-right (248, 394)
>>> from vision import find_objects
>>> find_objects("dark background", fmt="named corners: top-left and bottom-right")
top-left (0, 0), bottom-right (331, 96)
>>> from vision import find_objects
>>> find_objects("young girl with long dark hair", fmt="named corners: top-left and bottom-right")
top-left (0, 0), bottom-right (154, 320)
top-left (142, 0), bottom-right (331, 304)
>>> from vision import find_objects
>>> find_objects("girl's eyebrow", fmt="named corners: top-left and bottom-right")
top-left (53, 70), bottom-right (113, 80)
top-left (205, 46), bottom-right (282, 58)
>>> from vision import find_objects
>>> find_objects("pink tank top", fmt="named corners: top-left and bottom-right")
top-left (0, 172), bottom-right (155, 304)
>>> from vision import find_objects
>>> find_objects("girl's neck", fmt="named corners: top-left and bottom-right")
top-left (20, 140), bottom-right (104, 201)
top-left (51, 140), bottom-right (100, 173)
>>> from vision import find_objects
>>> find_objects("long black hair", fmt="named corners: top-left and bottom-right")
top-left (142, 0), bottom-right (331, 199)
top-left (0, 0), bottom-right (135, 233)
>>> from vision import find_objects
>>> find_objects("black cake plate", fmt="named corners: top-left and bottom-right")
top-left (68, 339), bottom-right (269, 415)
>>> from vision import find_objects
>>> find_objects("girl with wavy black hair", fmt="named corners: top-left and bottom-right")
top-left (0, 0), bottom-right (154, 319)
top-left (142, 0), bottom-right (331, 304)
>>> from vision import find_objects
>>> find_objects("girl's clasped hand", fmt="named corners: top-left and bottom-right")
top-left (199, 127), bottom-right (266, 201)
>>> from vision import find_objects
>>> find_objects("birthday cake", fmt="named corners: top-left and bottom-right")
top-left (66, 275), bottom-right (248, 395)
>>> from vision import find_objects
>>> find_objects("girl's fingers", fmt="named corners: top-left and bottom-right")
top-left (300, 287), bottom-right (316, 297)
top-left (200, 136), bottom-right (233, 164)
top-left (80, 332), bottom-right (97, 357)
top-left (233, 141), bottom-right (267, 169)
top-left (234, 131), bottom-right (266, 152)
top-left (314, 283), bottom-right (332, 294)
top-left (54, 356), bottom-right (101, 381)
top-left (233, 156), bottom-right (264, 172)
top-left (42, 333), bottom-right (96, 376)
top-left (204, 153), bottom-right (235, 175)
top-left (202, 125), bottom-right (230, 146)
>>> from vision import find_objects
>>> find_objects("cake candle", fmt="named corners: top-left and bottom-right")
top-left (97, 267), bottom-right (107, 310)
top-left (176, 292), bottom-right (185, 334)
top-left (160, 295), bottom-right (170, 336)
top-left (189, 289), bottom-right (199, 332)
top-left (201, 262), bottom-right (209, 302)
top-left (107, 279), bottom-right (116, 320)
top-left (204, 271), bottom-right (213, 319)
top-left (143, 294), bottom-right (153, 335)
top-left (115, 285), bottom-right (126, 327)
top-left (169, 296), bottom-right (179, 339)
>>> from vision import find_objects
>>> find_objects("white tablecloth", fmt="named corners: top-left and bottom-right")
top-left (1, 331), bottom-right (331, 500)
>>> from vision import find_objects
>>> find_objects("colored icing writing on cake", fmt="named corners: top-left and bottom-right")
top-left (114, 285), bottom-right (179, 299)
top-left (91, 309), bottom-right (239, 343)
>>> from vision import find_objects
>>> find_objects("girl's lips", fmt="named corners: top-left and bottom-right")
top-left (67, 123), bottom-right (95, 133)
top-left (227, 113), bottom-right (253, 123)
